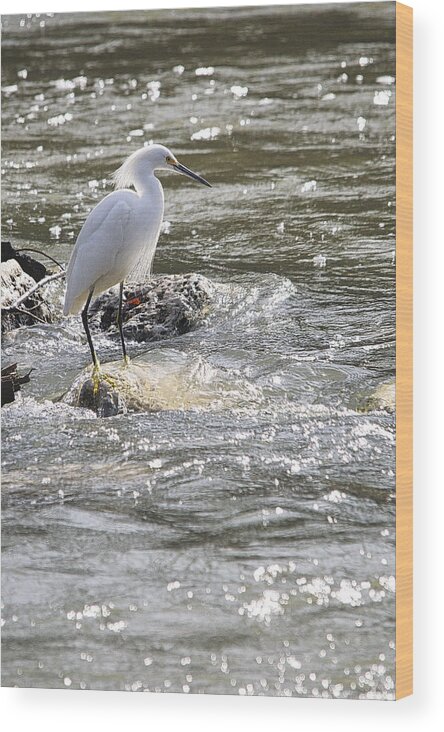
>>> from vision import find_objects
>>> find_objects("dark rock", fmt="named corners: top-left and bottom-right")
top-left (89, 273), bottom-right (214, 342)
top-left (77, 377), bottom-right (125, 418)
top-left (1, 241), bottom-right (47, 282)
top-left (1, 362), bottom-right (33, 406)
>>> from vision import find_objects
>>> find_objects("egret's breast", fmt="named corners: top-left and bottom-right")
top-left (119, 187), bottom-right (164, 275)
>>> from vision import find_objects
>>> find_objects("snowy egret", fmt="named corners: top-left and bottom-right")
top-left (63, 143), bottom-right (211, 372)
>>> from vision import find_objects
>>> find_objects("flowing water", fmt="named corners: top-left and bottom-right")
top-left (1, 3), bottom-right (396, 698)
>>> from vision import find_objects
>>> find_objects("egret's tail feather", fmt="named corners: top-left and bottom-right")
top-left (63, 290), bottom-right (89, 316)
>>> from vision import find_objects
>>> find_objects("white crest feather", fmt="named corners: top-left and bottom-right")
top-left (112, 149), bottom-right (141, 190)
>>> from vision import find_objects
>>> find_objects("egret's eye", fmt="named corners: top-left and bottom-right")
top-left (166, 156), bottom-right (173, 164)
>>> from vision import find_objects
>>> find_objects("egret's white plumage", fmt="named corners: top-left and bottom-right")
top-left (63, 143), bottom-right (211, 367)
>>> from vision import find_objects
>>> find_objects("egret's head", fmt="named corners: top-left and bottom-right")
top-left (152, 144), bottom-right (211, 187)
top-left (113, 143), bottom-right (211, 190)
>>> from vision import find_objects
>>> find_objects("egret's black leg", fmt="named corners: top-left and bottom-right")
top-left (117, 281), bottom-right (129, 364)
top-left (81, 289), bottom-right (99, 369)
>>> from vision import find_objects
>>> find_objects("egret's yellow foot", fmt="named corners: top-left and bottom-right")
top-left (123, 355), bottom-right (131, 367)
top-left (92, 361), bottom-right (102, 395)
top-left (102, 372), bottom-right (118, 389)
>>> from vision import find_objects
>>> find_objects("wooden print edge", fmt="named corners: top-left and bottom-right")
top-left (395, 0), bottom-right (413, 701)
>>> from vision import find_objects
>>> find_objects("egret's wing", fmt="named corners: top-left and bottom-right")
top-left (64, 192), bottom-right (133, 314)
top-left (66, 193), bottom-right (130, 282)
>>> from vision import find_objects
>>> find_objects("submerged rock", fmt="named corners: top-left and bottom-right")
top-left (89, 273), bottom-right (214, 342)
top-left (359, 380), bottom-right (395, 413)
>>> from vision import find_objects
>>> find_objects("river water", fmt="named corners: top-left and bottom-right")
top-left (1, 3), bottom-right (396, 698)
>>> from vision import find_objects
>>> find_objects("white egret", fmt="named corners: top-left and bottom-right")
top-left (63, 143), bottom-right (211, 372)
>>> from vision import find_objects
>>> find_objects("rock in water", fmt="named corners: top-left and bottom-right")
top-left (89, 273), bottom-right (214, 342)
top-left (359, 380), bottom-right (395, 413)
top-left (1, 258), bottom-right (53, 333)
top-left (76, 377), bottom-right (125, 418)
top-left (1, 241), bottom-right (47, 282)
top-left (62, 357), bottom-right (212, 416)
top-left (63, 362), bottom-right (161, 416)
top-left (61, 351), bottom-right (260, 417)
top-left (1, 363), bottom-right (33, 407)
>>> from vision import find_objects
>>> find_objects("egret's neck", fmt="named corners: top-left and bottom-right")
top-left (133, 165), bottom-right (163, 197)
top-left (134, 170), bottom-right (164, 232)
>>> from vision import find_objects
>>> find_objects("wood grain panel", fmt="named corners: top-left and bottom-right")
top-left (395, 0), bottom-right (413, 701)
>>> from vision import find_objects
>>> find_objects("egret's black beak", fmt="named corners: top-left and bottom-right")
top-left (173, 162), bottom-right (212, 187)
